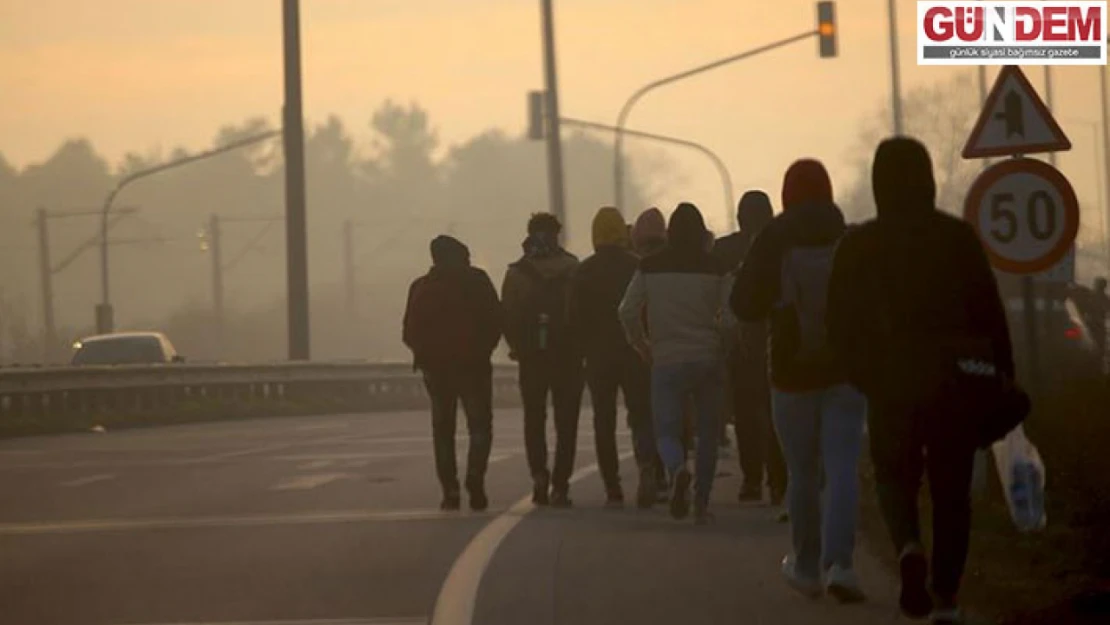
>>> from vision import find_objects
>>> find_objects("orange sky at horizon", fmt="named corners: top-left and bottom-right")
top-left (1, 0), bottom-right (1105, 235)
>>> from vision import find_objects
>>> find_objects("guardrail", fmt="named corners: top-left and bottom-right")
top-left (0, 362), bottom-right (521, 423)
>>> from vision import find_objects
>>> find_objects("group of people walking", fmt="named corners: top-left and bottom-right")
top-left (403, 137), bottom-right (1015, 625)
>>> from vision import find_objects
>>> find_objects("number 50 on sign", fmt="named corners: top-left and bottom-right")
top-left (963, 158), bottom-right (1079, 275)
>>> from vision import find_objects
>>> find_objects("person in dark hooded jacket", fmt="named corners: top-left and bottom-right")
top-left (620, 203), bottom-right (735, 524)
top-left (713, 191), bottom-right (788, 505)
top-left (502, 213), bottom-right (584, 508)
top-left (827, 137), bottom-right (1014, 624)
top-left (731, 160), bottom-right (867, 603)
top-left (403, 235), bottom-right (503, 512)
top-left (569, 207), bottom-right (656, 508)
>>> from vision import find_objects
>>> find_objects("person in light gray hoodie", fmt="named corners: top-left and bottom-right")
top-left (619, 202), bottom-right (735, 524)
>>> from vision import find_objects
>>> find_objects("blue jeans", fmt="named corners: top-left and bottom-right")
top-left (651, 360), bottom-right (725, 502)
top-left (772, 384), bottom-right (866, 578)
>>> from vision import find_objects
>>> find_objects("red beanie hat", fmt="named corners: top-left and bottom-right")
top-left (781, 159), bottom-right (833, 210)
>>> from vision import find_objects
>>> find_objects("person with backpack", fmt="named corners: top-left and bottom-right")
top-left (712, 191), bottom-right (788, 506)
top-left (619, 203), bottom-right (735, 524)
top-left (502, 213), bottom-right (584, 508)
top-left (731, 159), bottom-right (866, 602)
top-left (827, 138), bottom-right (1017, 624)
top-left (402, 235), bottom-right (503, 512)
top-left (569, 207), bottom-right (655, 508)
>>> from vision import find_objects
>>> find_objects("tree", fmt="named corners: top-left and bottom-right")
top-left (842, 74), bottom-right (981, 222)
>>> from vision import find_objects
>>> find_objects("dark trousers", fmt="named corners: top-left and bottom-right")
top-left (869, 401), bottom-right (977, 600)
top-left (729, 352), bottom-right (787, 495)
top-left (423, 363), bottom-right (494, 494)
top-left (519, 355), bottom-right (585, 492)
top-left (585, 350), bottom-right (654, 492)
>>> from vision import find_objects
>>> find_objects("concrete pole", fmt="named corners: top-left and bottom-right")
top-left (888, 0), bottom-right (905, 135)
top-left (540, 0), bottom-right (568, 235)
top-left (209, 214), bottom-right (225, 357)
top-left (283, 0), bottom-right (311, 360)
top-left (36, 208), bottom-right (57, 363)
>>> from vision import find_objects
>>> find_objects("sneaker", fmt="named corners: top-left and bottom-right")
top-left (781, 555), bottom-right (823, 599)
top-left (532, 473), bottom-right (550, 506)
top-left (825, 564), bottom-right (867, 603)
top-left (441, 491), bottom-right (461, 512)
top-left (738, 482), bottom-right (763, 502)
top-left (669, 468), bottom-right (692, 520)
top-left (775, 507), bottom-right (790, 523)
top-left (466, 478), bottom-right (488, 512)
top-left (550, 489), bottom-right (573, 508)
top-left (636, 468), bottom-right (656, 509)
top-left (899, 544), bottom-right (934, 620)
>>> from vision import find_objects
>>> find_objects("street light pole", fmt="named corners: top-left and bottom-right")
top-left (540, 0), bottom-right (568, 231)
top-left (35, 208), bottom-right (57, 363)
top-left (563, 117), bottom-right (735, 229)
top-left (888, 0), bottom-right (905, 134)
top-left (283, 0), bottom-right (311, 360)
top-left (94, 131), bottom-right (280, 335)
top-left (613, 29), bottom-right (818, 213)
top-left (209, 214), bottom-right (225, 353)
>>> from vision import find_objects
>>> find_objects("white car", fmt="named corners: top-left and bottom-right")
top-left (71, 332), bottom-right (184, 366)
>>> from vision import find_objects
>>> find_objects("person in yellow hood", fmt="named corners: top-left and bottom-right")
top-left (569, 207), bottom-right (658, 508)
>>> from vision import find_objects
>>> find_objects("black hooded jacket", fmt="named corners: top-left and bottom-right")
top-left (731, 200), bottom-right (847, 391)
top-left (712, 191), bottom-right (775, 271)
top-left (826, 138), bottom-right (1014, 404)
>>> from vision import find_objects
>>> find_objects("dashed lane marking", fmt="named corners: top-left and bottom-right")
top-left (270, 473), bottom-right (357, 491)
top-left (59, 474), bottom-right (116, 488)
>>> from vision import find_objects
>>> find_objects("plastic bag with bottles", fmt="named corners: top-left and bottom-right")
top-left (991, 424), bottom-right (1047, 532)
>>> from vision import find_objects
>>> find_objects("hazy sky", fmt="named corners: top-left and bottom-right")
top-left (1, 0), bottom-right (1105, 233)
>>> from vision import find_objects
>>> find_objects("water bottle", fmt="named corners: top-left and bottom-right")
top-left (538, 313), bottom-right (550, 351)
top-left (1008, 459), bottom-right (1046, 532)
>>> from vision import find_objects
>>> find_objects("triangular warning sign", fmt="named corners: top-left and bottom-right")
top-left (962, 66), bottom-right (1071, 159)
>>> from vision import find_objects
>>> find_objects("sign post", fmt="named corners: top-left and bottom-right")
top-left (962, 65), bottom-right (1077, 392)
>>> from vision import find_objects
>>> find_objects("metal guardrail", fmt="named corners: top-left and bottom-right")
top-left (0, 362), bottom-right (520, 420)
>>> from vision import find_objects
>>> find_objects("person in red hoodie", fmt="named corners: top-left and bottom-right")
top-left (731, 160), bottom-right (867, 602)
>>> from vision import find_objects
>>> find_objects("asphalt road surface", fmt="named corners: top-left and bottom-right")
top-left (0, 410), bottom-right (907, 625)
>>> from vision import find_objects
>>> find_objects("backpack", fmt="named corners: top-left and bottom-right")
top-left (405, 271), bottom-right (478, 369)
top-left (514, 261), bottom-right (572, 356)
top-left (777, 243), bottom-right (838, 366)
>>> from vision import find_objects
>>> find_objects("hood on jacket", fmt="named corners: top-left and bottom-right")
top-left (780, 200), bottom-right (846, 246)
top-left (430, 235), bottom-right (470, 268)
top-left (522, 230), bottom-right (560, 259)
top-left (592, 206), bottom-right (630, 250)
top-left (632, 207), bottom-right (667, 254)
top-left (782, 159), bottom-right (833, 211)
top-left (516, 250), bottom-right (578, 279)
top-left (872, 137), bottom-right (937, 219)
top-left (667, 202), bottom-right (708, 252)
top-left (737, 191), bottom-right (774, 235)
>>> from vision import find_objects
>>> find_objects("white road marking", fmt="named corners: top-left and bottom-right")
top-left (271, 473), bottom-right (356, 491)
top-left (0, 509), bottom-right (503, 536)
top-left (430, 451), bottom-right (635, 625)
top-left (190, 443), bottom-right (293, 463)
top-left (59, 474), bottom-right (116, 488)
top-left (298, 460), bottom-right (336, 470)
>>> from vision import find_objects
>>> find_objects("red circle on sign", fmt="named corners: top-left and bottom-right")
top-left (963, 158), bottom-right (1079, 275)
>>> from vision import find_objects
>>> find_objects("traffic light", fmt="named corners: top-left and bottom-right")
top-left (528, 90), bottom-right (546, 140)
top-left (817, 1), bottom-right (837, 58)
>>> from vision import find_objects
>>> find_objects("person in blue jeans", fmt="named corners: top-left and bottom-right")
top-left (731, 163), bottom-right (867, 603)
top-left (619, 202), bottom-right (735, 524)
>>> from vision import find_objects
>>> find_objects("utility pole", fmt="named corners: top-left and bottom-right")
top-left (888, 0), bottom-right (904, 135)
top-left (283, 0), bottom-right (311, 361)
top-left (208, 214), bottom-right (225, 352)
top-left (1102, 57), bottom-right (1110, 275)
top-left (35, 208), bottom-right (57, 363)
top-left (343, 219), bottom-right (356, 320)
top-left (539, 0), bottom-right (568, 232)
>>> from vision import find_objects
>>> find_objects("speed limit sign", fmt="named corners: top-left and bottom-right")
top-left (963, 158), bottom-right (1079, 275)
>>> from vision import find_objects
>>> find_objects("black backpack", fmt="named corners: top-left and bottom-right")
top-left (514, 261), bottom-right (572, 356)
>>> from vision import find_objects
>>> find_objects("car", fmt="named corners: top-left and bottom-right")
top-left (71, 332), bottom-right (185, 366)
top-left (997, 276), bottom-right (1104, 384)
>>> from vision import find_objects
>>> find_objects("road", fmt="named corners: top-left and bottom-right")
top-left (0, 410), bottom-right (906, 625)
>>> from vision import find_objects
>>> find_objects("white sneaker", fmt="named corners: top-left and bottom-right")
top-left (825, 564), bottom-right (867, 603)
top-left (781, 555), bottom-right (823, 599)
